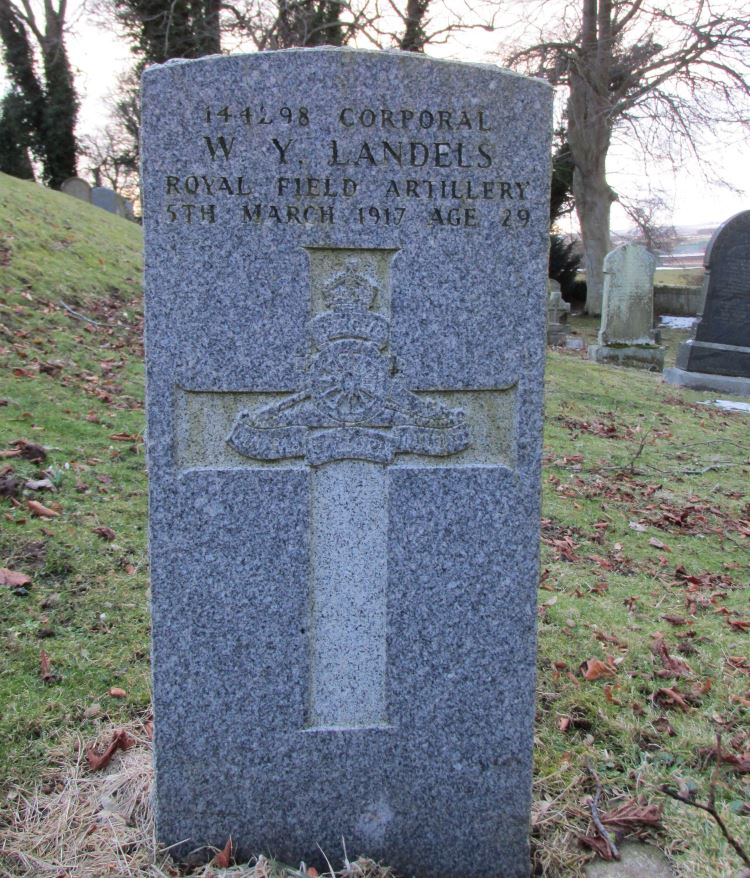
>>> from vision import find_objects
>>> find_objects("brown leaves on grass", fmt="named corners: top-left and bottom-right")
top-left (651, 634), bottom-right (692, 677)
top-left (580, 657), bottom-right (618, 681)
top-left (86, 729), bottom-right (134, 771)
top-left (557, 415), bottom-right (641, 440)
top-left (0, 439), bottom-right (47, 462)
top-left (652, 679), bottom-right (711, 711)
top-left (27, 499), bottom-right (59, 518)
top-left (698, 738), bottom-right (750, 774)
top-left (727, 656), bottom-right (750, 675)
top-left (0, 567), bottom-right (31, 587)
top-left (601, 799), bottom-right (663, 831)
top-left (211, 837), bottom-right (233, 868)
top-left (653, 687), bottom-right (690, 710)
top-left (579, 795), bottom-right (663, 861)
top-left (39, 649), bottom-right (60, 683)
top-left (93, 526), bottom-right (116, 541)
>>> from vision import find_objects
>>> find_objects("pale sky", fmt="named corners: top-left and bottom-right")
top-left (5, 0), bottom-right (748, 231)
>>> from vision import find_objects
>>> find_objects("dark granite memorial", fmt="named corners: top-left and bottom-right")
top-left (665, 210), bottom-right (750, 395)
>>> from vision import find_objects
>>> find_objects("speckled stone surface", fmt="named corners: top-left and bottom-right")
top-left (141, 48), bottom-right (552, 878)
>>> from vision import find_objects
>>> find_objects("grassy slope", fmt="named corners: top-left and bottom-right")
top-left (1, 173), bottom-right (748, 877)
top-left (0, 173), bottom-right (150, 785)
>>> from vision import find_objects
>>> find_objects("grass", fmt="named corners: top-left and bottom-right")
top-left (0, 173), bottom-right (150, 788)
top-left (654, 268), bottom-right (704, 287)
top-left (1, 173), bottom-right (749, 877)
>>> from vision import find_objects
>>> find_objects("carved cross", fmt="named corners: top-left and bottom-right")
top-left (177, 248), bottom-right (516, 730)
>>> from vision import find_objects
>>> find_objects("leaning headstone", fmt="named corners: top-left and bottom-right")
top-left (60, 176), bottom-right (91, 203)
top-left (141, 48), bottom-right (552, 878)
top-left (665, 210), bottom-right (750, 395)
top-left (547, 279), bottom-right (571, 345)
top-left (589, 242), bottom-right (664, 370)
top-left (91, 186), bottom-right (127, 217)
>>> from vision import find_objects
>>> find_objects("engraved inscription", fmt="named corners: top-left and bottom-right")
top-left (161, 103), bottom-right (538, 229)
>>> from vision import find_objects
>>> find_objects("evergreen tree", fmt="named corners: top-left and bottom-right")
top-left (548, 133), bottom-right (582, 300)
top-left (0, 91), bottom-right (35, 179)
top-left (0, 0), bottom-right (78, 187)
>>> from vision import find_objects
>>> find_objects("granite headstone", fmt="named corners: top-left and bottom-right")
top-left (141, 48), bottom-right (552, 878)
top-left (60, 176), bottom-right (92, 202)
top-left (665, 210), bottom-right (750, 395)
top-left (589, 242), bottom-right (664, 370)
top-left (91, 185), bottom-right (128, 217)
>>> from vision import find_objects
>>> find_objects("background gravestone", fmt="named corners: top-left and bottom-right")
top-left (589, 242), bottom-right (664, 370)
top-left (547, 279), bottom-right (570, 345)
top-left (665, 210), bottom-right (750, 395)
top-left (91, 185), bottom-right (128, 217)
top-left (60, 176), bottom-right (91, 202)
top-left (142, 48), bottom-right (552, 878)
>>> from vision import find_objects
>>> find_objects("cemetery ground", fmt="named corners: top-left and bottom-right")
top-left (0, 173), bottom-right (748, 876)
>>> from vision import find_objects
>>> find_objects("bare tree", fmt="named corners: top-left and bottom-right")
top-left (221, 0), bottom-right (496, 54)
top-left (619, 190), bottom-right (676, 253)
top-left (506, 0), bottom-right (750, 314)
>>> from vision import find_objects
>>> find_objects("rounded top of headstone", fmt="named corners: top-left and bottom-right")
top-left (603, 242), bottom-right (656, 273)
top-left (141, 46), bottom-right (553, 93)
top-left (60, 177), bottom-right (92, 202)
top-left (703, 209), bottom-right (750, 268)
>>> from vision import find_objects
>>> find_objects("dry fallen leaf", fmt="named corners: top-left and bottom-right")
top-left (602, 798), bottom-right (663, 830)
top-left (653, 687), bottom-right (690, 710)
top-left (93, 526), bottom-right (116, 541)
top-left (0, 567), bottom-right (31, 588)
top-left (648, 537), bottom-right (671, 551)
top-left (108, 687), bottom-right (127, 698)
top-left (651, 634), bottom-right (692, 677)
top-left (39, 649), bottom-right (61, 683)
top-left (580, 657), bottom-right (617, 681)
top-left (212, 838), bottom-right (233, 868)
top-left (25, 477), bottom-right (54, 491)
top-left (86, 729), bottom-right (134, 771)
top-left (27, 500), bottom-right (59, 518)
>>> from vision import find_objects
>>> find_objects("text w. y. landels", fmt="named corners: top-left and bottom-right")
top-left (163, 104), bottom-right (534, 228)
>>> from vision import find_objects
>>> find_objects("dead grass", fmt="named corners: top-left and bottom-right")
top-left (0, 719), bottom-right (395, 878)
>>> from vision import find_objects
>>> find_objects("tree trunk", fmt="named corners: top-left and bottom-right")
top-left (399, 0), bottom-right (430, 52)
top-left (565, 0), bottom-right (615, 315)
top-left (572, 161), bottom-right (613, 315)
top-left (40, 0), bottom-right (78, 186)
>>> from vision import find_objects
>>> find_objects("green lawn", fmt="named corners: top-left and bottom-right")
top-left (1, 174), bottom-right (748, 877)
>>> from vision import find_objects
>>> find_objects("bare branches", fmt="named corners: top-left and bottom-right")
top-left (661, 737), bottom-right (750, 869)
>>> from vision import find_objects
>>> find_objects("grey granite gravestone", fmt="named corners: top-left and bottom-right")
top-left (60, 176), bottom-right (92, 202)
top-left (589, 243), bottom-right (664, 370)
top-left (547, 279), bottom-right (570, 345)
top-left (141, 48), bottom-right (552, 878)
top-left (91, 185), bottom-right (128, 216)
top-left (665, 210), bottom-right (750, 395)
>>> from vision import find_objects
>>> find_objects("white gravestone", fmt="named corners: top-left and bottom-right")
top-left (590, 242), bottom-right (664, 370)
